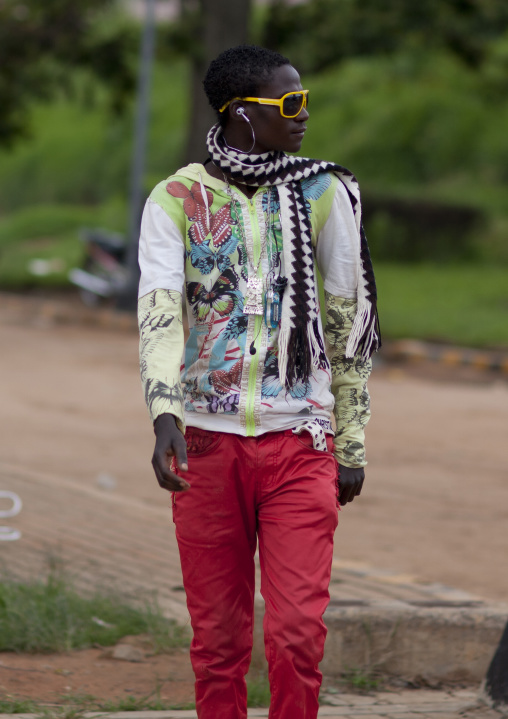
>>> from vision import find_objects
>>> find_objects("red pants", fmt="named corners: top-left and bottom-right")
top-left (173, 427), bottom-right (339, 719)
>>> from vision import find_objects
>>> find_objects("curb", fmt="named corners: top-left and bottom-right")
top-left (251, 596), bottom-right (508, 686)
top-left (381, 339), bottom-right (508, 375)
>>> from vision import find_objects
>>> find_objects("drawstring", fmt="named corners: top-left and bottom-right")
top-left (198, 173), bottom-right (210, 234)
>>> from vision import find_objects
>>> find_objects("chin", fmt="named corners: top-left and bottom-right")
top-left (278, 137), bottom-right (304, 154)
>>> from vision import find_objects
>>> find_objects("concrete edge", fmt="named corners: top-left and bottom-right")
top-left (250, 598), bottom-right (508, 685)
top-left (381, 339), bottom-right (508, 374)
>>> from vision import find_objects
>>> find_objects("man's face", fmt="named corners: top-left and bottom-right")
top-left (243, 64), bottom-right (309, 154)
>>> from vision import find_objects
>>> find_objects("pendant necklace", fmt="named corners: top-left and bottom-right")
top-left (264, 214), bottom-right (287, 329)
top-left (223, 174), bottom-right (272, 316)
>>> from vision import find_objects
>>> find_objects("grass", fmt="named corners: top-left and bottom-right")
top-left (0, 698), bottom-right (38, 714)
top-left (246, 673), bottom-right (272, 707)
top-left (0, 678), bottom-right (271, 715)
top-left (375, 262), bottom-right (508, 347)
top-left (340, 668), bottom-right (381, 692)
top-left (0, 694), bottom-right (196, 716)
top-left (0, 200), bottom-right (127, 288)
top-left (0, 682), bottom-right (273, 715)
top-left (0, 569), bottom-right (189, 654)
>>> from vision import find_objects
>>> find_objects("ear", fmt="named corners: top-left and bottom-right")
top-left (229, 100), bottom-right (250, 123)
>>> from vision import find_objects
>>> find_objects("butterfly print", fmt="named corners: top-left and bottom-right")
top-left (222, 305), bottom-right (248, 341)
top-left (188, 231), bottom-right (239, 275)
top-left (207, 392), bottom-right (240, 414)
top-left (166, 181), bottom-right (213, 220)
top-left (186, 268), bottom-right (240, 322)
top-left (261, 350), bottom-right (283, 399)
top-left (301, 173), bottom-right (331, 201)
top-left (300, 173), bottom-right (332, 216)
top-left (262, 190), bottom-right (280, 215)
top-left (140, 313), bottom-right (175, 337)
top-left (145, 379), bottom-right (183, 415)
top-left (261, 349), bottom-right (311, 400)
top-left (209, 358), bottom-right (243, 396)
top-left (188, 202), bottom-right (233, 248)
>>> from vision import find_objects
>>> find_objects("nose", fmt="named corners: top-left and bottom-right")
top-left (296, 104), bottom-right (309, 122)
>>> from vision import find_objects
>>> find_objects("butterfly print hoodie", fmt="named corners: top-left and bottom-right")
top-left (138, 163), bottom-right (371, 468)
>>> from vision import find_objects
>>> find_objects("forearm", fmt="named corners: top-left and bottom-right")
top-left (138, 288), bottom-right (185, 430)
top-left (325, 292), bottom-right (372, 468)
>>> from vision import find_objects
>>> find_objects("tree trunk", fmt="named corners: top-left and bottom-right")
top-left (183, 0), bottom-right (252, 164)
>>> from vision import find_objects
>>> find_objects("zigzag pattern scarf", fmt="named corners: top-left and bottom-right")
top-left (206, 124), bottom-right (380, 389)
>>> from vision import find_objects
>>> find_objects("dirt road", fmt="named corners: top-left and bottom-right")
top-left (1, 304), bottom-right (507, 602)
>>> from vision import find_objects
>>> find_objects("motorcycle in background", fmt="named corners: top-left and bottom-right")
top-left (69, 228), bottom-right (129, 306)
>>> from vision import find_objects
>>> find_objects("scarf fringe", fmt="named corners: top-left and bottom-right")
top-left (309, 319), bottom-right (324, 370)
top-left (278, 325), bottom-right (290, 389)
top-left (280, 320), bottom-right (323, 389)
top-left (345, 299), bottom-right (380, 359)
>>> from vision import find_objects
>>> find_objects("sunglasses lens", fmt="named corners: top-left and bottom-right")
top-left (282, 93), bottom-right (305, 117)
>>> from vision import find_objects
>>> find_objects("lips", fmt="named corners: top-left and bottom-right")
top-left (292, 127), bottom-right (307, 136)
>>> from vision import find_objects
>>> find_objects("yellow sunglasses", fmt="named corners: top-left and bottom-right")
top-left (219, 90), bottom-right (309, 118)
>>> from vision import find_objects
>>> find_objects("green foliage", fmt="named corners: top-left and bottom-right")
top-left (263, 0), bottom-right (508, 75)
top-left (0, 201), bottom-right (127, 288)
top-left (376, 262), bottom-right (508, 347)
top-left (0, 693), bottom-right (195, 716)
top-left (0, 60), bottom-right (189, 213)
top-left (0, 0), bottom-right (136, 147)
top-left (341, 668), bottom-right (380, 692)
top-left (0, 570), bottom-right (189, 653)
top-left (96, 694), bottom-right (195, 712)
top-left (0, 698), bottom-right (38, 714)
top-left (363, 195), bottom-right (482, 263)
top-left (246, 674), bottom-right (271, 707)
top-left (302, 51), bottom-right (507, 191)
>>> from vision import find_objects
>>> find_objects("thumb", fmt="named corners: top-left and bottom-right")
top-left (174, 434), bottom-right (188, 472)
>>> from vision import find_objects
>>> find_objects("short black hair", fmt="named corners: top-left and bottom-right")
top-left (203, 45), bottom-right (290, 127)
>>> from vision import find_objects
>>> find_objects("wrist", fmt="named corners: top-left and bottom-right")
top-left (153, 413), bottom-right (178, 435)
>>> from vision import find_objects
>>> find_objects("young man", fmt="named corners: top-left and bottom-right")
top-left (138, 45), bottom-right (379, 719)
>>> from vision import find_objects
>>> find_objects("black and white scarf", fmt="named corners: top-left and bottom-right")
top-left (206, 124), bottom-right (380, 389)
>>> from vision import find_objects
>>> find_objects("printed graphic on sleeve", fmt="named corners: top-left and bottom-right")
top-left (138, 289), bottom-right (184, 424)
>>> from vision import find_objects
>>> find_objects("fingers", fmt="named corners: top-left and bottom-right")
top-left (173, 432), bottom-right (188, 473)
top-left (339, 481), bottom-right (355, 505)
top-left (338, 465), bottom-right (365, 505)
top-left (152, 436), bottom-right (190, 492)
top-left (152, 414), bottom-right (189, 491)
top-left (152, 452), bottom-right (190, 492)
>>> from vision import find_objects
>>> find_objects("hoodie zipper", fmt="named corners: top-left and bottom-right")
top-left (244, 195), bottom-right (263, 436)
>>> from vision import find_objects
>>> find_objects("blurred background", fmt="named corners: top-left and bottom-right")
top-left (0, 0), bottom-right (507, 346)
top-left (1, 4), bottom-right (508, 703)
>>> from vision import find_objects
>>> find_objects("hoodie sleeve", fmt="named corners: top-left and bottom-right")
top-left (316, 180), bottom-right (372, 468)
top-left (138, 191), bottom-right (186, 428)
top-left (324, 292), bottom-right (371, 468)
top-left (138, 288), bottom-right (185, 429)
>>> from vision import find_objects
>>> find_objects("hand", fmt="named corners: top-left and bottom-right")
top-left (152, 414), bottom-right (190, 492)
top-left (338, 464), bottom-right (364, 505)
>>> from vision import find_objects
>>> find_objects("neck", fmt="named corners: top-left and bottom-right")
top-left (219, 165), bottom-right (257, 199)
top-left (223, 124), bottom-right (257, 154)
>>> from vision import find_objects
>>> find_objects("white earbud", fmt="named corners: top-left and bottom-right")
top-left (236, 107), bottom-right (251, 123)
